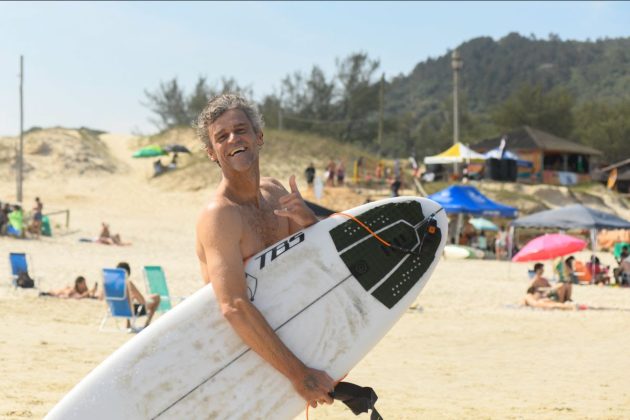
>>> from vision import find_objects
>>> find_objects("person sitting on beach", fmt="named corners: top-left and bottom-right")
top-left (528, 262), bottom-right (573, 303)
top-left (168, 152), bottom-right (179, 169)
top-left (613, 245), bottom-right (629, 284)
top-left (97, 222), bottom-right (129, 245)
top-left (619, 253), bottom-right (630, 286)
top-left (563, 256), bottom-right (579, 284)
top-left (40, 276), bottom-right (100, 299)
top-left (587, 255), bottom-right (611, 286)
top-left (521, 286), bottom-right (577, 310)
top-left (116, 262), bottom-right (160, 329)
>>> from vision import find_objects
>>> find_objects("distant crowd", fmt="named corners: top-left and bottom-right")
top-left (304, 156), bottom-right (419, 198)
top-left (0, 196), bottom-right (45, 239)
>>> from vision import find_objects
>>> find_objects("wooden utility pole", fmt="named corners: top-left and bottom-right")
top-left (377, 73), bottom-right (384, 157)
top-left (278, 106), bottom-right (283, 130)
top-left (17, 55), bottom-right (24, 203)
top-left (451, 50), bottom-right (463, 175)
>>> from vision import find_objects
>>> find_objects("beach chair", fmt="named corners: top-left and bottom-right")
top-left (9, 252), bottom-right (38, 289)
top-left (100, 268), bottom-right (143, 332)
top-left (613, 242), bottom-right (630, 261)
top-left (143, 266), bottom-right (175, 313)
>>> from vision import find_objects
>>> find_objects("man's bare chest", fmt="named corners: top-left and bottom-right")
top-left (241, 203), bottom-right (289, 257)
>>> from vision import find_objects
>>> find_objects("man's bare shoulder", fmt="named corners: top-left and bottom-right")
top-left (197, 199), bottom-right (242, 238)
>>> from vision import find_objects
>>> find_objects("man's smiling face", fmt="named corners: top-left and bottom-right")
top-left (207, 108), bottom-right (263, 172)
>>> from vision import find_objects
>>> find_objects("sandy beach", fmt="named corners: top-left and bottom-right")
top-left (1, 133), bottom-right (630, 419)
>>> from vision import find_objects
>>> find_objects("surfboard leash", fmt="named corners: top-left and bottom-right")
top-left (331, 207), bottom-right (444, 257)
top-left (305, 380), bottom-right (383, 420)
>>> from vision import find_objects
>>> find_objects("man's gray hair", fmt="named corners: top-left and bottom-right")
top-left (194, 94), bottom-right (264, 151)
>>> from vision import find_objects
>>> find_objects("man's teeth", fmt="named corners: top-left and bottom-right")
top-left (229, 147), bottom-right (246, 156)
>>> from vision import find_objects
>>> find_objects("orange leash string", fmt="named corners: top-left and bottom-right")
top-left (330, 212), bottom-right (392, 248)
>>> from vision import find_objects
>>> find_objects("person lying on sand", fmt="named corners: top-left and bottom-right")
top-left (40, 276), bottom-right (101, 299)
top-left (521, 286), bottom-right (578, 310)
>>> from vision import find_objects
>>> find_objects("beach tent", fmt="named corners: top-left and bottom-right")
top-left (429, 185), bottom-right (517, 244)
top-left (511, 204), bottom-right (630, 231)
top-left (509, 204), bottom-right (630, 264)
top-left (428, 185), bottom-right (518, 218)
top-left (424, 143), bottom-right (487, 164)
top-left (483, 147), bottom-right (533, 168)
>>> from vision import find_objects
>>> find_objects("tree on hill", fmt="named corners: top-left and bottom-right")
top-left (143, 77), bottom-right (252, 130)
top-left (492, 84), bottom-right (575, 138)
top-left (572, 99), bottom-right (630, 162)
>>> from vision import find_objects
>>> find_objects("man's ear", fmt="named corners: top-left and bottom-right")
top-left (207, 147), bottom-right (216, 161)
top-left (257, 131), bottom-right (264, 147)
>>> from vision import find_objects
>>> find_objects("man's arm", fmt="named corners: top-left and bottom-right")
top-left (197, 205), bottom-right (333, 408)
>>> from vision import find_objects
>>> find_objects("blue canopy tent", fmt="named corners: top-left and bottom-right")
top-left (429, 185), bottom-right (518, 245)
top-left (428, 185), bottom-right (518, 218)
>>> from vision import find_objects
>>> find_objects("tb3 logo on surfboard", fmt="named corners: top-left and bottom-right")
top-left (255, 232), bottom-right (305, 270)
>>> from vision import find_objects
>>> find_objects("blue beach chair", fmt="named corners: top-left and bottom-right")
top-left (9, 252), bottom-right (38, 289)
top-left (100, 268), bottom-right (143, 332)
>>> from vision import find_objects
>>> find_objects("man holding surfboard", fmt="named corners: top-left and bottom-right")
top-left (194, 94), bottom-right (335, 409)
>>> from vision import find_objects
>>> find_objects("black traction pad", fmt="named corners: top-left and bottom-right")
top-left (329, 201), bottom-right (442, 308)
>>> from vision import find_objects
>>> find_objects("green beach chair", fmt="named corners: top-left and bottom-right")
top-left (143, 266), bottom-right (176, 313)
top-left (613, 242), bottom-right (630, 261)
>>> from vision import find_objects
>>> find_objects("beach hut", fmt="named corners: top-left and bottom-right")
top-left (472, 126), bottom-right (603, 185)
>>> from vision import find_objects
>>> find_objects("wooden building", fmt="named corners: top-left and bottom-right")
top-left (596, 158), bottom-right (630, 194)
top-left (472, 126), bottom-right (603, 185)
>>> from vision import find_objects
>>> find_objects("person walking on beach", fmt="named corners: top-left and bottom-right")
top-left (194, 94), bottom-right (335, 409)
top-left (304, 162), bottom-right (316, 187)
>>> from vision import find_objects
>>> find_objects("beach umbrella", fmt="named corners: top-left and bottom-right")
top-left (512, 233), bottom-right (587, 262)
top-left (132, 145), bottom-right (167, 158)
top-left (469, 217), bottom-right (498, 231)
top-left (164, 144), bottom-right (191, 154)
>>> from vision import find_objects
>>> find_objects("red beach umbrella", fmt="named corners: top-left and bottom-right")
top-left (512, 233), bottom-right (587, 262)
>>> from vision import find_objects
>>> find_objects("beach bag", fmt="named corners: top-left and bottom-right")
top-left (16, 271), bottom-right (35, 288)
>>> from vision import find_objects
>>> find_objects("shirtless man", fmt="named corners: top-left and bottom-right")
top-left (194, 94), bottom-right (335, 409)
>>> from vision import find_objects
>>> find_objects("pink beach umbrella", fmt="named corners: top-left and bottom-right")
top-left (512, 233), bottom-right (587, 262)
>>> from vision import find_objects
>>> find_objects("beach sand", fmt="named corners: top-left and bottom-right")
top-left (1, 133), bottom-right (629, 419)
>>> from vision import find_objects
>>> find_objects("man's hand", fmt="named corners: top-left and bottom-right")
top-left (292, 367), bottom-right (335, 408)
top-left (274, 175), bottom-right (318, 228)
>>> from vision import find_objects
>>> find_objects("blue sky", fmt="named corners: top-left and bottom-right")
top-left (1, 1), bottom-right (629, 135)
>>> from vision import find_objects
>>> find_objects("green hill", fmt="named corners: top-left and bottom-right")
top-left (386, 33), bottom-right (630, 118)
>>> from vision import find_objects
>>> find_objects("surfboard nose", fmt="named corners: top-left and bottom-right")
top-left (330, 200), bottom-right (443, 309)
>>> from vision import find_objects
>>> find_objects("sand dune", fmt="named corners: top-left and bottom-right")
top-left (1, 131), bottom-right (629, 419)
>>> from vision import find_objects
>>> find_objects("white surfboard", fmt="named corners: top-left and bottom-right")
top-left (45, 196), bottom-right (447, 420)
